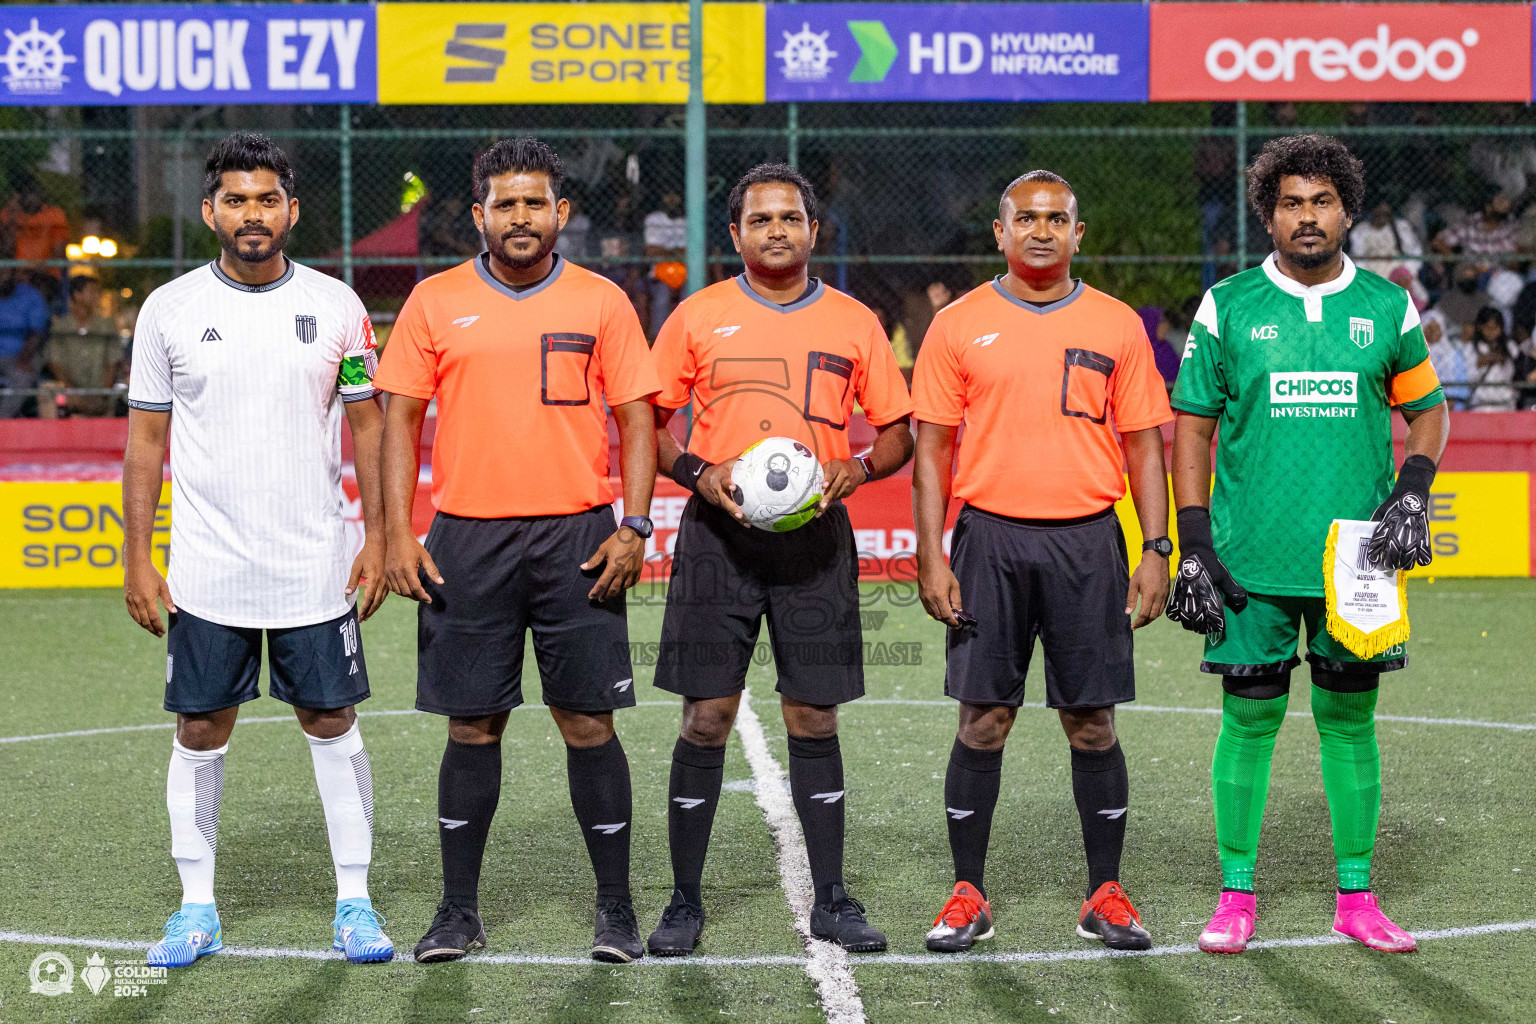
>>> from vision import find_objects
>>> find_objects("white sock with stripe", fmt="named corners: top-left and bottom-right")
top-left (168, 739), bottom-right (227, 907)
top-left (306, 722), bottom-right (374, 902)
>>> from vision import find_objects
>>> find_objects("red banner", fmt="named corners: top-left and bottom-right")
top-left (1149, 3), bottom-right (1532, 101)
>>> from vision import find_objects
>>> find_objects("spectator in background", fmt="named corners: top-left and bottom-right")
top-left (1388, 267), bottom-right (1428, 313)
top-left (1, 173), bottom-right (70, 304)
top-left (555, 193), bottom-right (592, 262)
top-left (644, 190), bottom-right (687, 337)
top-left (1423, 308), bottom-right (1471, 409)
top-left (40, 275), bottom-right (122, 417)
top-left (873, 304), bottom-right (914, 382)
top-left (1137, 305), bottom-right (1182, 392)
top-left (1468, 306), bottom-right (1518, 412)
top-left (0, 262), bottom-right (50, 417)
top-left (903, 279), bottom-right (954, 358)
top-left (1436, 192), bottom-right (1521, 258)
top-left (1434, 261), bottom-right (1492, 338)
top-left (1487, 262), bottom-right (1525, 329)
top-left (417, 194), bottom-right (479, 259)
top-left (1513, 323), bottom-right (1536, 411)
top-left (1350, 202), bottom-right (1422, 279)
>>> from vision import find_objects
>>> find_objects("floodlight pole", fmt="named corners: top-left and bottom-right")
top-left (686, 0), bottom-right (706, 294)
top-left (1234, 100), bottom-right (1246, 273)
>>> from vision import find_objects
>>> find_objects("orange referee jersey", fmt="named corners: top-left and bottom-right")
top-left (373, 253), bottom-right (660, 518)
top-left (651, 276), bottom-right (913, 465)
top-left (912, 279), bottom-right (1172, 519)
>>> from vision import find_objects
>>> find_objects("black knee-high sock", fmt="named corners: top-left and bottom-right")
top-left (668, 737), bottom-right (726, 906)
top-left (1070, 742), bottom-right (1129, 896)
top-left (787, 734), bottom-right (845, 906)
top-left (945, 738), bottom-right (1004, 898)
top-left (566, 735), bottom-right (633, 903)
top-left (438, 738), bottom-right (502, 907)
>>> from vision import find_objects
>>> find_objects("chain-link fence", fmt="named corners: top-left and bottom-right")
top-left (4, 98), bottom-right (1536, 413)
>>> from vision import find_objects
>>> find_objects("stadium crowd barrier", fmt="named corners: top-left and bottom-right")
top-left (1, 412), bottom-right (1531, 586)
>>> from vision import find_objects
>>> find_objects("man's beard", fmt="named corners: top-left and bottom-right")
top-left (1283, 232), bottom-right (1340, 270)
top-left (217, 222), bottom-right (290, 264)
top-left (486, 227), bottom-right (557, 271)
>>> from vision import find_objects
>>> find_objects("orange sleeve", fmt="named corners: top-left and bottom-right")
top-left (910, 315), bottom-right (965, 426)
top-left (371, 288), bottom-right (439, 400)
top-left (855, 315), bottom-right (914, 427)
top-left (596, 287), bottom-right (662, 406)
top-left (649, 301), bottom-right (697, 411)
top-left (1110, 315), bottom-right (1174, 433)
top-left (1388, 356), bottom-right (1441, 407)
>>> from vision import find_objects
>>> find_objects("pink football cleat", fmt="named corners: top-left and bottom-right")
top-left (1333, 891), bottom-right (1417, 952)
top-left (1198, 890), bottom-right (1257, 954)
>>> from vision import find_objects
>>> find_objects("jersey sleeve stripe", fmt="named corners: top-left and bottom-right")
top-left (341, 388), bottom-right (378, 403)
top-left (1388, 356), bottom-right (1441, 407)
top-left (1193, 290), bottom-right (1219, 337)
top-left (1400, 296), bottom-right (1421, 334)
top-left (127, 398), bottom-right (172, 412)
top-left (1170, 396), bottom-right (1222, 417)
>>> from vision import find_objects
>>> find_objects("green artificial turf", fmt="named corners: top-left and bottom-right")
top-left (0, 578), bottom-right (1531, 1023)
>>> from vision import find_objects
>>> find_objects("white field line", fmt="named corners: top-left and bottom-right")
top-left (734, 688), bottom-right (868, 1024)
top-left (3, 700), bottom-right (1529, 747)
top-left (857, 699), bottom-right (1536, 732)
top-left (2, 918), bottom-right (1531, 968)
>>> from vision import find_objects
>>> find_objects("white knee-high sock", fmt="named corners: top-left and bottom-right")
top-left (168, 739), bottom-right (227, 907)
top-left (306, 722), bottom-right (374, 902)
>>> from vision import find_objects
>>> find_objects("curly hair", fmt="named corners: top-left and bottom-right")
top-left (1245, 134), bottom-right (1365, 223)
top-left (473, 137), bottom-right (564, 205)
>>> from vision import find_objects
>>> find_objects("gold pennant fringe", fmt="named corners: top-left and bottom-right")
top-left (1323, 522), bottom-right (1411, 660)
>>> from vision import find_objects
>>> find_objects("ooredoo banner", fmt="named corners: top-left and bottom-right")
top-left (766, 3), bottom-right (1147, 102)
top-left (0, 4), bottom-right (375, 105)
top-left (1149, 3), bottom-right (1531, 101)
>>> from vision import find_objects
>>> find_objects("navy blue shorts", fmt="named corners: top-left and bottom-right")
top-left (164, 606), bottom-right (370, 714)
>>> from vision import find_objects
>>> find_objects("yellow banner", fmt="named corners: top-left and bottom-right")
top-left (377, 3), bottom-right (765, 105)
top-left (1114, 471), bottom-right (1531, 579)
top-left (0, 482), bottom-right (168, 589)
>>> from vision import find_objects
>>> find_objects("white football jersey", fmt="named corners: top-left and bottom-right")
top-left (128, 259), bottom-right (377, 629)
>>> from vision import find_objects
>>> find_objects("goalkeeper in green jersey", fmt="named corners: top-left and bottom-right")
top-left (1168, 135), bottom-right (1449, 955)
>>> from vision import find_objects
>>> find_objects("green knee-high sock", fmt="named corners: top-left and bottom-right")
top-left (1311, 684), bottom-right (1381, 891)
top-left (1212, 692), bottom-right (1289, 892)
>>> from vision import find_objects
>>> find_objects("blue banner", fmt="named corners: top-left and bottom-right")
top-left (766, 3), bottom-right (1147, 102)
top-left (0, 5), bottom-right (375, 105)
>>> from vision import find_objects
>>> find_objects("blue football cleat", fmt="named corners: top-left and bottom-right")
top-left (147, 903), bottom-right (222, 968)
top-left (333, 898), bottom-right (395, 964)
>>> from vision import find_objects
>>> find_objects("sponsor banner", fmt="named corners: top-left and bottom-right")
top-left (4, 472), bottom-right (1526, 588)
top-left (376, 3), bottom-right (764, 105)
top-left (767, 3), bottom-right (1147, 102)
top-left (0, 5), bottom-right (375, 106)
top-left (1149, 3), bottom-right (1531, 101)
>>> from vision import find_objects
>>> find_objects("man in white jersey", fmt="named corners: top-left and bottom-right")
top-left (122, 133), bottom-right (393, 967)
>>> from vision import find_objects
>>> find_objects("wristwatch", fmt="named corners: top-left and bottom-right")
top-left (1142, 536), bottom-right (1174, 557)
top-left (620, 515), bottom-right (654, 539)
top-left (854, 454), bottom-right (875, 483)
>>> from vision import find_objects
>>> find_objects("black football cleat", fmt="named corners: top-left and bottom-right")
top-left (925, 882), bottom-right (994, 953)
top-left (414, 899), bottom-right (487, 963)
top-left (1076, 881), bottom-right (1152, 951)
top-left (810, 885), bottom-right (887, 952)
top-left (592, 898), bottom-right (644, 963)
top-left (647, 889), bottom-right (706, 957)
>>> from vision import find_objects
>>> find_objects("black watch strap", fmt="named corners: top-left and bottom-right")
top-left (1142, 536), bottom-right (1174, 557)
top-left (620, 515), bottom-right (654, 538)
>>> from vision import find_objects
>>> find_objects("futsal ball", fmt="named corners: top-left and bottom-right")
top-left (730, 437), bottom-right (824, 532)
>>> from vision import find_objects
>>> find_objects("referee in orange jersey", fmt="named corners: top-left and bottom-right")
top-left (912, 171), bottom-right (1172, 954)
top-left (376, 139), bottom-right (660, 964)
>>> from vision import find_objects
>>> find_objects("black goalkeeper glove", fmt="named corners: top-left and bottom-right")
top-left (1368, 454), bottom-right (1436, 571)
top-left (1165, 506), bottom-right (1249, 636)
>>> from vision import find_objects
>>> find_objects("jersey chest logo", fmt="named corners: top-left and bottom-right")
top-left (1349, 317), bottom-right (1375, 349)
top-left (295, 314), bottom-right (317, 345)
top-left (1251, 325), bottom-right (1279, 340)
top-left (200, 327), bottom-right (221, 343)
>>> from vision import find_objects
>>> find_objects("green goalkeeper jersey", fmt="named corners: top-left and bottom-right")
top-left (1171, 254), bottom-right (1445, 597)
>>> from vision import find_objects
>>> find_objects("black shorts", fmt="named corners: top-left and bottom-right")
top-left (415, 506), bottom-right (636, 717)
top-left (164, 607), bottom-right (369, 714)
top-left (945, 504), bottom-right (1135, 710)
top-left (654, 496), bottom-right (863, 706)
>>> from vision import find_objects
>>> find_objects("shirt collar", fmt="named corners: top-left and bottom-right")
top-left (1261, 251), bottom-right (1356, 299)
top-left (734, 274), bottom-right (825, 314)
top-left (474, 251), bottom-right (564, 300)
top-left (209, 256), bottom-right (294, 293)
